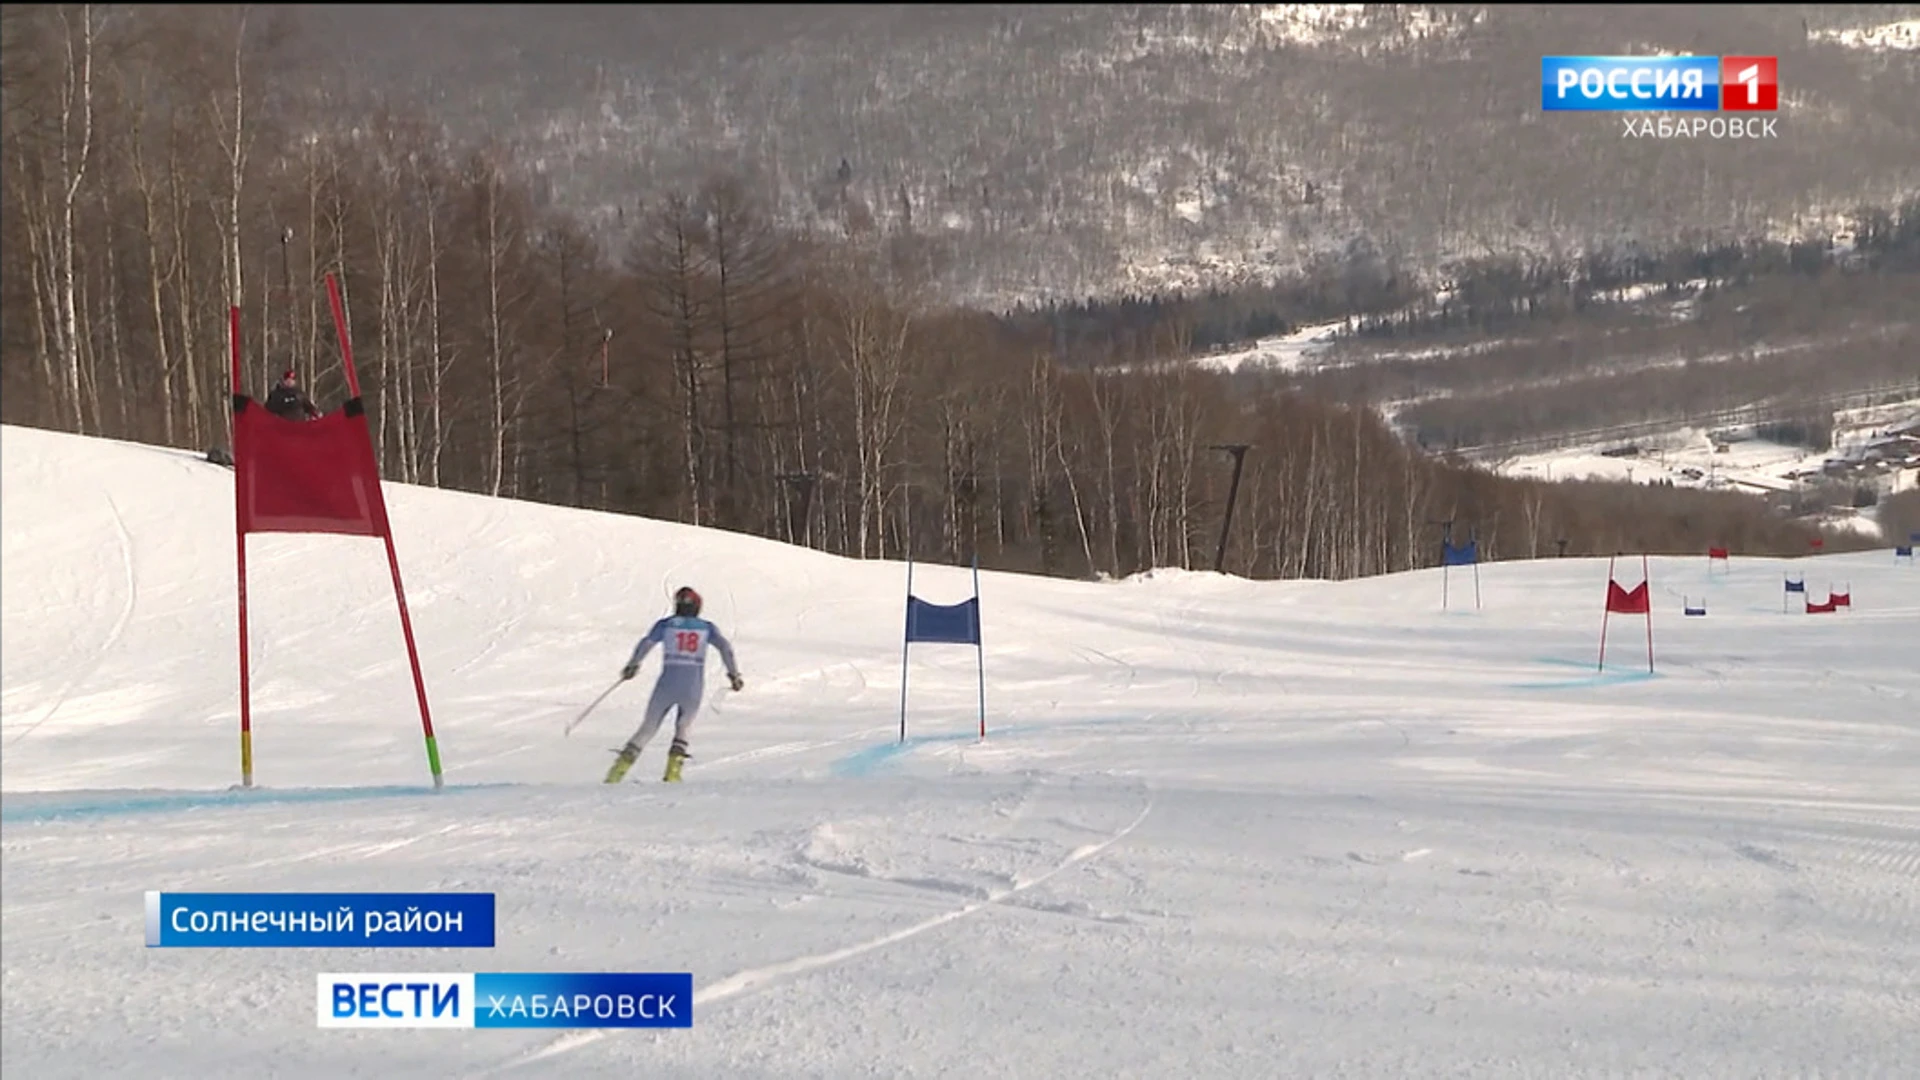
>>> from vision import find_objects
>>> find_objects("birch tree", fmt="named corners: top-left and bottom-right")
top-left (826, 252), bottom-right (917, 558)
top-left (53, 3), bottom-right (97, 432)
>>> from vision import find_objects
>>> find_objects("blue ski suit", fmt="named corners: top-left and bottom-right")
top-left (620, 615), bottom-right (741, 755)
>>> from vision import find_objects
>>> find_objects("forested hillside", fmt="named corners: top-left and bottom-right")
top-left (284, 4), bottom-right (1920, 306)
top-left (0, 5), bottom-right (1887, 587)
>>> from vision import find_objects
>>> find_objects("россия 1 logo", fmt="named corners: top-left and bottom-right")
top-left (1540, 55), bottom-right (1779, 138)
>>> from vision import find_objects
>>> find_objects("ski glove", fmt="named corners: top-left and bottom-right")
top-left (621, 662), bottom-right (639, 681)
top-left (728, 673), bottom-right (744, 692)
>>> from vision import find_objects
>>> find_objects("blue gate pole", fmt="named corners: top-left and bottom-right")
top-left (899, 557), bottom-right (914, 745)
top-left (973, 554), bottom-right (986, 740)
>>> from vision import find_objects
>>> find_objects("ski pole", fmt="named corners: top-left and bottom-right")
top-left (565, 680), bottom-right (623, 737)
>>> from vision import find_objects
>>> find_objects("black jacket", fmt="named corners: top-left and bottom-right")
top-left (265, 384), bottom-right (319, 421)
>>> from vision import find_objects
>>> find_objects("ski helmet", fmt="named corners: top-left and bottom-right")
top-left (673, 586), bottom-right (702, 618)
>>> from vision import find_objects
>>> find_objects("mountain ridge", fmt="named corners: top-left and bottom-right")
top-left (290, 3), bottom-right (1920, 306)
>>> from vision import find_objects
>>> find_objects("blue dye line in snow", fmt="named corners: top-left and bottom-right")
top-left (1509, 656), bottom-right (1663, 690)
top-left (831, 730), bottom-right (987, 778)
top-left (840, 658), bottom-right (1671, 775)
top-left (0, 782), bottom-right (518, 825)
top-left (831, 714), bottom-right (1142, 778)
top-left (1509, 671), bottom-right (1661, 690)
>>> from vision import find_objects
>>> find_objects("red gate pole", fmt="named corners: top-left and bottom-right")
top-left (1597, 554), bottom-right (1616, 672)
top-left (326, 274), bottom-right (443, 788)
top-left (231, 305), bottom-right (255, 788)
top-left (1643, 553), bottom-right (1655, 673)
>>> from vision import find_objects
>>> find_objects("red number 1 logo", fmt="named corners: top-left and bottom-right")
top-left (1720, 56), bottom-right (1778, 111)
top-left (674, 631), bottom-right (700, 653)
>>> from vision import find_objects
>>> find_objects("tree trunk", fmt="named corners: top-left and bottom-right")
top-left (54, 3), bottom-right (96, 433)
top-left (166, 145), bottom-right (204, 447)
top-left (484, 173), bottom-right (508, 497)
top-left (424, 180), bottom-right (446, 486)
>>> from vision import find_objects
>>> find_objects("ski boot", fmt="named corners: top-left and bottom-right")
top-left (604, 744), bottom-right (639, 784)
top-left (663, 740), bottom-right (690, 783)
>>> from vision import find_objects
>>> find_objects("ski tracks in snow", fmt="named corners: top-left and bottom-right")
top-left (6, 495), bottom-right (137, 748)
top-left (484, 785), bottom-right (1154, 1075)
top-left (701, 794), bottom-right (1152, 1001)
top-left (695, 723), bottom-right (897, 770)
top-left (1758, 810), bottom-right (1920, 938)
top-left (447, 509), bottom-right (529, 677)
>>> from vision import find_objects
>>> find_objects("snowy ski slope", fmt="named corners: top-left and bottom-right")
top-left (3, 423), bottom-right (1917, 1078)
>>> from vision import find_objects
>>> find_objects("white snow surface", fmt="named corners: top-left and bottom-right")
top-left (1191, 319), bottom-right (1346, 373)
top-left (1499, 430), bottom-right (1821, 491)
top-left (1495, 401), bottom-right (1920, 509)
top-left (3, 423), bottom-right (1918, 1079)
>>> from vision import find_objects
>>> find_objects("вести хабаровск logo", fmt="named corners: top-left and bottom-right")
top-left (317, 972), bottom-right (694, 1029)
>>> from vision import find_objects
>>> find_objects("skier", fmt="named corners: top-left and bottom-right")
top-left (605, 586), bottom-right (744, 783)
top-left (265, 369), bottom-right (321, 422)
